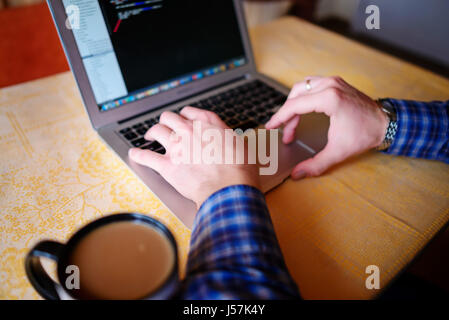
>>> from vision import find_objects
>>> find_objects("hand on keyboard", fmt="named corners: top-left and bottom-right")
top-left (128, 107), bottom-right (260, 209)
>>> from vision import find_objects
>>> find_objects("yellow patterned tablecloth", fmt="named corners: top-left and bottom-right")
top-left (1, 17), bottom-right (449, 299)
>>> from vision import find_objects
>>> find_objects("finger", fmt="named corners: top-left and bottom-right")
top-left (291, 144), bottom-right (346, 179)
top-left (144, 123), bottom-right (173, 148)
top-left (128, 148), bottom-right (167, 173)
top-left (281, 115), bottom-right (300, 144)
top-left (288, 76), bottom-right (347, 99)
top-left (288, 76), bottom-right (323, 99)
top-left (180, 106), bottom-right (228, 128)
top-left (266, 89), bottom-right (336, 129)
top-left (159, 111), bottom-right (190, 133)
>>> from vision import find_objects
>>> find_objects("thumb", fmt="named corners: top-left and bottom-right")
top-left (291, 144), bottom-right (345, 179)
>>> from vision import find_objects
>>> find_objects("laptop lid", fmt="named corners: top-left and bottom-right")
top-left (47, 0), bottom-right (256, 129)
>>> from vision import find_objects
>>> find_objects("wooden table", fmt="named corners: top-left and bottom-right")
top-left (1, 17), bottom-right (448, 300)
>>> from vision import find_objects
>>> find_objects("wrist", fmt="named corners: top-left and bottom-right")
top-left (195, 184), bottom-right (265, 220)
top-left (195, 173), bottom-right (260, 208)
top-left (374, 100), bottom-right (390, 149)
top-left (375, 99), bottom-right (398, 151)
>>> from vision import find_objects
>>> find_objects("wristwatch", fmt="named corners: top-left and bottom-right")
top-left (376, 99), bottom-right (398, 151)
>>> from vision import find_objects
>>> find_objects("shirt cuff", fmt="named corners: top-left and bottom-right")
top-left (188, 184), bottom-right (278, 264)
top-left (380, 98), bottom-right (449, 163)
top-left (184, 184), bottom-right (300, 299)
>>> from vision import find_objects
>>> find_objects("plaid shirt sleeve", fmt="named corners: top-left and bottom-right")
top-left (381, 99), bottom-right (449, 163)
top-left (179, 185), bottom-right (301, 300)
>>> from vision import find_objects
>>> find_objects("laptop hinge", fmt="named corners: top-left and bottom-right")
top-left (118, 75), bottom-right (247, 125)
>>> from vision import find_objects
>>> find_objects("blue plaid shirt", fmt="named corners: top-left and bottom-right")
top-left (180, 185), bottom-right (300, 299)
top-left (382, 99), bottom-right (449, 162)
top-left (180, 99), bottom-right (449, 300)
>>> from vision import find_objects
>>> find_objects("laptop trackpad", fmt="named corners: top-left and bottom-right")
top-left (294, 112), bottom-right (330, 153)
top-left (256, 128), bottom-right (314, 193)
top-left (257, 113), bottom-right (329, 193)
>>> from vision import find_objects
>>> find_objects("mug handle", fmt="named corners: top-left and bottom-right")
top-left (25, 240), bottom-right (65, 300)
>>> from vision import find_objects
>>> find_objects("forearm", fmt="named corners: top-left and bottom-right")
top-left (381, 99), bottom-right (449, 163)
top-left (180, 185), bottom-right (300, 300)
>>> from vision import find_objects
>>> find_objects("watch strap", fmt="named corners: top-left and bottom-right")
top-left (376, 99), bottom-right (398, 151)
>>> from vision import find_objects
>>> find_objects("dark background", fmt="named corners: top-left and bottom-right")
top-left (99, 0), bottom-right (246, 93)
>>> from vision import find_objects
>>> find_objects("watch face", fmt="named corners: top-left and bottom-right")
top-left (376, 99), bottom-right (398, 151)
top-left (379, 100), bottom-right (397, 122)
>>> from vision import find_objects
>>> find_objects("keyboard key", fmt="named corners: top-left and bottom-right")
top-left (199, 100), bottom-right (212, 110)
top-left (225, 111), bottom-right (235, 117)
top-left (229, 88), bottom-right (239, 96)
top-left (257, 115), bottom-right (270, 124)
top-left (239, 92), bottom-right (248, 99)
top-left (218, 92), bottom-right (229, 100)
top-left (246, 81), bottom-right (256, 90)
top-left (142, 141), bottom-right (163, 151)
top-left (141, 141), bottom-right (166, 155)
top-left (210, 97), bottom-right (220, 104)
top-left (131, 138), bottom-right (148, 147)
top-left (269, 92), bottom-right (281, 99)
top-left (238, 114), bottom-right (248, 121)
top-left (124, 132), bottom-right (137, 140)
top-left (227, 118), bottom-right (239, 126)
top-left (136, 127), bottom-right (148, 135)
top-left (254, 80), bottom-right (263, 88)
top-left (132, 123), bottom-right (143, 129)
top-left (256, 106), bottom-right (266, 113)
top-left (246, 110), bottom-right (257, 117)
top-left (235, 120), bottom-right (258, 131)
top-left (120, 128), bottom-right (131, 134)
top-left (142, 145), bottom-right (166, 155)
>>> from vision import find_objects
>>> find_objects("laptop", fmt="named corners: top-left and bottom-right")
top-left (47, 0), bottom-right (329, 228)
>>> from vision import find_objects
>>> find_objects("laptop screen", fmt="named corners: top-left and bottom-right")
top-left (62, 0), bottom-right (247, 112)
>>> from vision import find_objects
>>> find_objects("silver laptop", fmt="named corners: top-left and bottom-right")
top-left (48, 0), bottom-right (328, 228)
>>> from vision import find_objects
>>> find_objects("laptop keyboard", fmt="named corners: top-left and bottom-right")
top-left (118, 80), bottom-right (287, 153)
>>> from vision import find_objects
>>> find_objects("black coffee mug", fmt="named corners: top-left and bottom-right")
top-left (25, 213), bottom-right (179, 300)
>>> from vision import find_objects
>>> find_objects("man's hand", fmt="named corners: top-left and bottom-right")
top-left (128, 107), bottom-right (260, 208)
top-left (266, 76), bottom-right (389, 179)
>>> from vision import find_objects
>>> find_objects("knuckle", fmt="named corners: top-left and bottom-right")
top-left (147, 124), bottom-right (162, 136)
top-left (330, 75), bottom-right (343, 83)
top-left (182, 106), bottom-right (194, 113)
top-left (149, 123), bottom-right (161, 131)
top-left (308, 167), bottom-right (323, 177)
top-left (332, 75), bottom-right (343, 82)
top-left (178, 119), bottom-right (192, 132)
top-left (207, 110), bottom-right (219, 119)
top-left (160, 111), bottom-right (171, 121)
top-left (202, 110), bottom-right (217, 122)
top-left (178, 106), bottom-right (187, 115)
top-left (327, 76), bottom-right (344, 88)
top-left (326, 87), bottom-right (343, 101)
